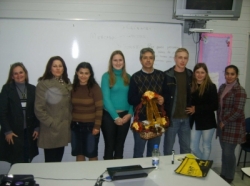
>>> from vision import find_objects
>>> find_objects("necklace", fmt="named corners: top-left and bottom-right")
top-left (16, 85), bottom-right (26, 99)
top-left (54, 76), bottom-right (64, 85)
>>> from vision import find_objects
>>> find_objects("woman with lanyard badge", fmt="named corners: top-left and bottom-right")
top-left (0, 62), bottom-right (39, 164)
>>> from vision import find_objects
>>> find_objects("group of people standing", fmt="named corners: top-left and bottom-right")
top-left (0, 47), bottom-right (247, 184)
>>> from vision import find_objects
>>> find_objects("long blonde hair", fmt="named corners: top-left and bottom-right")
top-left (191, 63), bottom-right (213, 96)
top-left (108, 50), bottom-right (129, 87)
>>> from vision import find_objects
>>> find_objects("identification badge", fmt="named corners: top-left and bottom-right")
top-left (21, 101), bottom-right (27, 107)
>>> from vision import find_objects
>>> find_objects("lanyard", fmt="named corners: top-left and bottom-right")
top-left (16, 85), bottom-right (27, 99)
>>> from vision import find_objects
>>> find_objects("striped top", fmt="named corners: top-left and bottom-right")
top-left (71, 83), bottom-right (103, 130)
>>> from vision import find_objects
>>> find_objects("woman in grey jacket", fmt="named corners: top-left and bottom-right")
top-left (35, 56), bottom-right (72, 162)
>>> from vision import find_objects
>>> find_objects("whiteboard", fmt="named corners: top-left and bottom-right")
top-left (0, 20), bottom-right (182, 86)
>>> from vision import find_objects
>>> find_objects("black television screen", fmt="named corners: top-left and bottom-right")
top-left (173, 0), bottom-right (243, 20)
top-left (186, 0), bottom-right (233, 10)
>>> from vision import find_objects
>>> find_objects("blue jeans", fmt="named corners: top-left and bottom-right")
top-left (163, 118), bottom-right (191, 155)
top-left (133, 131), bottom-right (161, 158)
top-left (71, 122), bottom-right (100, 158)
top-left (190, 125), bottom-right (215, 160)
top-left (219, 137), bottom-right (237, 180)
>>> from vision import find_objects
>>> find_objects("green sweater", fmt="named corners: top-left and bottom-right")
top-left (101, 69), bottom-right (133, 120)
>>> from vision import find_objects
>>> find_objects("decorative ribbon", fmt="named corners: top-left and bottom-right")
top-left (142, 91), bottom-right (165, 126)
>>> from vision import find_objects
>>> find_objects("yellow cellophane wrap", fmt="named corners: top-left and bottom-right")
top-left (131, 91), bottom-right (169, 140)
top-left (143, 91), bottom-right (165, 127)
top-left (175, 157), bottom-right (213, 177)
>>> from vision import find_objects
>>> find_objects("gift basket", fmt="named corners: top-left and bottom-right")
top-left (131, 91), bottom-right (169, 140)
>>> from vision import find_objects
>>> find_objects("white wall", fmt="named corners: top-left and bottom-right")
top-left (245, 35), bottom-right (250, 118)
top-left (0, 0), bottom-right (249, 174)
top-left (206, 0), bottom-right (250, 87)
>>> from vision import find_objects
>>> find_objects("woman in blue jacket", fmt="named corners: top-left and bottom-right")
top-left (186, 63), bottom-right (218, 160)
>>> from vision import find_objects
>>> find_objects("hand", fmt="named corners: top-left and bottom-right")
top-left (92, 128), bottom-right (100, 135)
top-left (122, 114), bottom-right (132, 124)
top-left (219, 122), bottom-right (225, 130)
top-left (5, 132), bottom-right (18, 145)
top-left (157, 96), bottom-right (164, 105)
top-left (185, 106), bottom-right (195, 115)
top-left (114, 117), bottom-right (123, 125)
top-left (32, 131), bottom-right (39, 140)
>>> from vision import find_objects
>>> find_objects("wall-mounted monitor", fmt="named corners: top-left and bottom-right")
top-left (173, 0), bottom-right (243, 20)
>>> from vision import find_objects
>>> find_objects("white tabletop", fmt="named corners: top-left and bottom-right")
top-left (9, 155), bottom-right (230, 186)
top-left (241, 167), bottom-right (250, 176)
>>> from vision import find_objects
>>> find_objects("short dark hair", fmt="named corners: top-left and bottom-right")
top-left (139, 48), bottom-right (155, 60)
top-left (225, 65), bottom-right (240, 84)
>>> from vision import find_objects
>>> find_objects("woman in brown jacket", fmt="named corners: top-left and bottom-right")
top-left (35, 56), bottom-right (72, 162)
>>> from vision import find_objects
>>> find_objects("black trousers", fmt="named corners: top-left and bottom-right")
top-left (101, 110), bottom-right (130, 160)
top-left (23, 129), bottom-right (30, 163)
top-left (44, 147), bottom-right (64, 162)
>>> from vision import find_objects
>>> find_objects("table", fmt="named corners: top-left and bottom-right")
top-left (9, 155), bottom-right (230, 186)
top-left (241, 167), bottom-right (250, 180)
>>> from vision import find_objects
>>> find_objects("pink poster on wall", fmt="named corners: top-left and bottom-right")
top-left (198, 33), bottom-right (232, 88)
